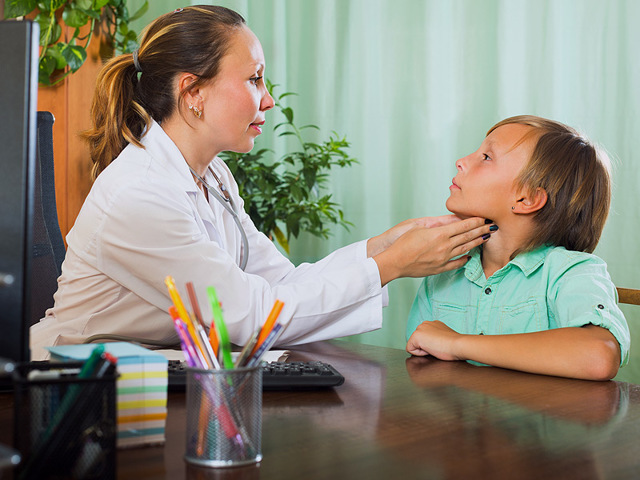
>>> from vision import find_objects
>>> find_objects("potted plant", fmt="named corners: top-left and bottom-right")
top-left (4, 0), bottom-right (148, 85)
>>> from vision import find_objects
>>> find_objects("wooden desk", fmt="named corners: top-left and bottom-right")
top-left (2, 340), bottom-right (640, 479)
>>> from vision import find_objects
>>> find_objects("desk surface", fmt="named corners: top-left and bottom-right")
top-left (2, 340), bottom-right (640, 479)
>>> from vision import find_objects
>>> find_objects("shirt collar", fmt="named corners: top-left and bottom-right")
top-left (139, 119), bottom-right (200, 193)
top-left (464, 244), bottom-right (553, 282)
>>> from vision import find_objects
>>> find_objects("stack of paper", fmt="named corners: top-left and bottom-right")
top-left (47, 342), bottom-right (168, 448)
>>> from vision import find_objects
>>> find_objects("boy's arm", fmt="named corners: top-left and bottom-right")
top-left (406, 321), bottom-right (621, 381)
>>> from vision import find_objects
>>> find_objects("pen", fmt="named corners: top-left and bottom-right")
top-left (246, 323), bottom-right (284, 367)
top-left (206, 286), bottom-right (234, 369)
top-left (93, 352), bottom-right (118, 378)
top-left (166, 276), bottom-right (214, 369)
top-left (250, 299), bottom-right (285, 357)
top-left (186, 281), bottom-right (220, 359)
top-left (173, 316), bottom-right (205, 368)
top-left (185, 281), bottom-right (205, 328)
top-left (234, 328), bottom-right (261, 368)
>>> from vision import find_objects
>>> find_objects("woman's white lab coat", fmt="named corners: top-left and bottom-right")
top-left (30, 121), bottom-right (387, 359)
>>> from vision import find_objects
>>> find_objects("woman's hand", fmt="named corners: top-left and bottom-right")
top-left (406, 320), bottom-right (463, 361)
top-left (371, 216), bottom-right (491, 285)
top-left (367, 215), bottom-right (468, 257)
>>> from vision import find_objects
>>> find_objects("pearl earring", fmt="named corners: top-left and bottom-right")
top-left (189, 104), bottom-right (202, 119)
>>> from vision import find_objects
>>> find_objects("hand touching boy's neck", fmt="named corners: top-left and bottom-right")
top-left (480, 215), bottom-right (537, 279)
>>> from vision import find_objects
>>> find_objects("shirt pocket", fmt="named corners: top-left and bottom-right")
top-left (432, 302), bottom-right (471, 333)
top-left (498, 299), bottom-right (542, 334)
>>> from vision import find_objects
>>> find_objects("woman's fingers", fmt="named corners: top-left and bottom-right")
top-left (447, 220), bottom-right (495, 257)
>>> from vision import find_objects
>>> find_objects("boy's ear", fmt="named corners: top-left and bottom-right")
top-left (513, 187), bottom-right (548, 214)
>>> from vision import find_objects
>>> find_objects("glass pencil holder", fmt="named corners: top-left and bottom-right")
top-left (12, 361), bottom-right (117, 480)
top-left (185, 365), bottom-right (262, 468)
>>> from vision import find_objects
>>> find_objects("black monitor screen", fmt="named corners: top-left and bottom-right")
top-left (0, 20), bottom-right (39, 363)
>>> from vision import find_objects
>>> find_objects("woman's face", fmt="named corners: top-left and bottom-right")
top-left (198, 25), bottom-right (274, 155)
top-left (446, 123), bottom-right (535, 222)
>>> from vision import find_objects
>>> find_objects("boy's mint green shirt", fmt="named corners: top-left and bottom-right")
top-left (406, 245), bottom-right (630, 366)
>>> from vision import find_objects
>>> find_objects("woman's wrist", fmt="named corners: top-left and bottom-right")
top-left (372, 250), bottom-right (399, 287)
top-left (366, 235), bottom-right (388, 258)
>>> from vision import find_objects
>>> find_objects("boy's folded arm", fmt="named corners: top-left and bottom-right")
top-left (408, 321), bottom-right (621, 381)
top-left (454, 324), bottom-right (621, 381)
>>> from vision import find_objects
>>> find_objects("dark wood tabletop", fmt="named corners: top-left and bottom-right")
top-left (2, 340), bottom-right (640, 479)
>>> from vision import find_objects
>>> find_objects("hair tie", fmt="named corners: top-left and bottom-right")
top-left (132, 49), bottom-right (142, 73)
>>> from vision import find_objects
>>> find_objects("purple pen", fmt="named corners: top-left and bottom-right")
top-left (173, 318), bottom-right (198, 367)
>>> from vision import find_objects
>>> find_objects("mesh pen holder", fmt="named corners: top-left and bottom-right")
top-left (13, 361), bottom-right (117, 480)
top-left (185, 366), bottom-right (262, 468)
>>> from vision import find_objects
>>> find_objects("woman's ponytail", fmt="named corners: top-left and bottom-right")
top-left (84, 54), bottom-right (150, 180)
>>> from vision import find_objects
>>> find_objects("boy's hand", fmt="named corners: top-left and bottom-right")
top-left (406, 320), bottom-right (464, 361)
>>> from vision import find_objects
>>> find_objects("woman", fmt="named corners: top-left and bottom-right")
top-left (30, 5), bottom-right (493, 359)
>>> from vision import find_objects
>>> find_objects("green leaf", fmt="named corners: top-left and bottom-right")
top-left (49, 44), bottom-right (67, 69)
top-left (303, 168), bottom-right (317, 190)
top-left (281, 107), bottom-right (294, 123)
top-left (60, 43), bottom-right (87, 71)
top-left (123, 38), bottom-right (138, 54)
top-left (63, 6), bottom-right (90, 28)
top-left (38, 54), bottom-right (56, 84)
top-left (75, 0), bottom-right (93, 9)
top-left (95, 0), bottom-right (110, 7)
top-left (5, 0), bottom-right (38, 18)
top-left (273, 226), bottom-right (290, 254)
top-left (39, 0), bottom-right (65, 11)
top-left (82, 8), bottom-right (102, 20)
top-left (278, 131), bottom-right (297, 138)
top-left (35, 12), bottom-right (59, 45)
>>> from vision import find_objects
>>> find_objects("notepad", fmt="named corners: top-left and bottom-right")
top-left (47, 342), bottom-right (168, 448)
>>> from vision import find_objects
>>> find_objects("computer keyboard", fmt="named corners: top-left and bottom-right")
top-left (167, 360), bottom-right (345, 391)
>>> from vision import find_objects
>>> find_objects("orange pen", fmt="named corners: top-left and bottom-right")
top-left (250, 299), bottom-right (284, 356)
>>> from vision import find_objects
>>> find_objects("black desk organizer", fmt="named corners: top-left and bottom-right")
top-left (12, 362), bottom-right (117, 480)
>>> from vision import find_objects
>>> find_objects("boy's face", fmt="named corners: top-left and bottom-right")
top-left (446, 123), bottom-right (535, 222)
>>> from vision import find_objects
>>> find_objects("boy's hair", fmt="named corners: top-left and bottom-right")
top-left (488, 115), bottom-right (611, 254)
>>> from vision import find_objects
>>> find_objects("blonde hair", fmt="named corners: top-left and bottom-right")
top-left (488, 115), bottom-right (611, 254)
top-left (83, 5), bottom-right (246, 180)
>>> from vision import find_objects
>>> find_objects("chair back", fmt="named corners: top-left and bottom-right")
top-left (617, 288), bottom-right (640, 306)
top-left (29, 111), bottom-right (65, 327)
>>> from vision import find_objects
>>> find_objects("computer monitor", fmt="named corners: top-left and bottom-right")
top-left (0, 20), bottom-right (39, 363)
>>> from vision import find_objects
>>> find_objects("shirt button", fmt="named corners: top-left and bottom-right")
top-left (597, 304), bottom-right (605, 310)
top-left (484, 287), bottom-right (492, 295)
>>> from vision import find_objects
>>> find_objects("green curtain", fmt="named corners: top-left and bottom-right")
top-left (129, 0), bottom-right (640, 381)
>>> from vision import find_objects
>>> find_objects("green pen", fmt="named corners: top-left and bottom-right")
top-left (207, 286), bottom-right (234, 369)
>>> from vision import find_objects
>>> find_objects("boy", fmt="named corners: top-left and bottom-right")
top-left (406, 116), bottom-right (630, 380)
